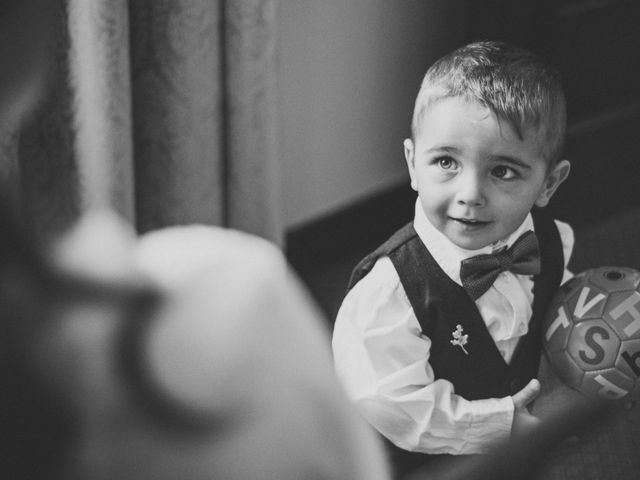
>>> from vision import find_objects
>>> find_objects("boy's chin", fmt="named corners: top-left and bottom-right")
top-left (444, 226), bottom-right (500, 252)
top-left (448, 237), bottom-right (494, 252)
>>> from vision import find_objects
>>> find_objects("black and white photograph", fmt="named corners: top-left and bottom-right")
top-left (1, 1), bottom-right (639, 479)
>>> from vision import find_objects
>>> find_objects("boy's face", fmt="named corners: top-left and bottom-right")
top-left (405, 97), bottom-right (570, 251)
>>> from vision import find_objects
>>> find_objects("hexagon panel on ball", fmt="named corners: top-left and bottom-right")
top-left (567, 319), bottom-right (620, 372)
top-left (603, 290), bottom-right (640, 341)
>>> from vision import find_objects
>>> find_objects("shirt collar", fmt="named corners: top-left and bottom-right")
top-left (412, 199), bottom-right (534, 285)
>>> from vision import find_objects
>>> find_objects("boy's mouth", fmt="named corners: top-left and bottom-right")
top-left (449, 217), bottom-right (490, 228)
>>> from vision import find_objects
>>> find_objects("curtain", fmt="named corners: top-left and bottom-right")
top-left (1, 0), bottom-right (282, 245)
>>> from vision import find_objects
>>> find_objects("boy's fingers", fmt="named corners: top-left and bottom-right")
top-left (512, 379), bottom-right (541, 409)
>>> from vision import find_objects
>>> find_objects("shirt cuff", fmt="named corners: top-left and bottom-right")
top-left (466, 396), bottom-right (514, 453)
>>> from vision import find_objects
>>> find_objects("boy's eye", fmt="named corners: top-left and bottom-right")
top-left (436, 157), bottom-right (456, 170)
top-left (492, 165), bottom-right (517, 179)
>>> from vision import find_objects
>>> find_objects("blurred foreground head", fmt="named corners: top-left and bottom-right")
top-left (0, 1), bottom-right (390, 477)
top-left (1, 210), bottom-right (390, 479)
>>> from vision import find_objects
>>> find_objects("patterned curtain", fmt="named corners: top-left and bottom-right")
top-left (1, 0), bottom-right (282, 244)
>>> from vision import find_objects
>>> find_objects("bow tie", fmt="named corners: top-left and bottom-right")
top-left (459, 230), bottom-right (540, 300)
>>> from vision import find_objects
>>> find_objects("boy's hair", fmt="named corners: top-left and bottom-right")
top-left (411, 41), bottom-right (566, 165)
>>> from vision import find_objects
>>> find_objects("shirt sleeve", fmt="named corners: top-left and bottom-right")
top-left (332, 257), bottom-right (514, 455)
top-left (554, 219), bottom-right (575, 284)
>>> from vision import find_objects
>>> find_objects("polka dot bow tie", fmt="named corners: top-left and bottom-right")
top-left (459, 230), bottom-right (541, 300)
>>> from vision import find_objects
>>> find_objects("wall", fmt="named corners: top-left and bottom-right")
top-left (278, 0), bottom-right (469, 229)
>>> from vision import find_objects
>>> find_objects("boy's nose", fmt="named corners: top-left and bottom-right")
top-left (455, 173), bottom-right (486, 207)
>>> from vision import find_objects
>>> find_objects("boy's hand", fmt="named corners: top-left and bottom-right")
top-left (511, 379), bottom-right (542, 438)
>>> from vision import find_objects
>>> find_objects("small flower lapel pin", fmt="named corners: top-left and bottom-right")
top-left (450, 324), bottom-right (469, 355)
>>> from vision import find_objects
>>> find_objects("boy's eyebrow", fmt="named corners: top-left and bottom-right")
top-left (424, 145), bottom-right (461, 155)
top-left (491, 155), bottom-right (532, 169)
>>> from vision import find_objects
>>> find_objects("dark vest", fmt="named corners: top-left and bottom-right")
top-left (346, 208), bottom-right (564, 478)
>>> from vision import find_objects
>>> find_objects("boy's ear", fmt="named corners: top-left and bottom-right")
top-left (403, 138), bottom-right (418, 191)
top-left (535, 159), bottom-right (571, 207)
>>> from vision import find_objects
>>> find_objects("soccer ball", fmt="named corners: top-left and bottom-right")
top-left (542, 266), bottom-right (640, 400)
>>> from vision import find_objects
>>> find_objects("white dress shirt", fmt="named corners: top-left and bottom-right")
top-left (332, 200), bottom-right (574, 455)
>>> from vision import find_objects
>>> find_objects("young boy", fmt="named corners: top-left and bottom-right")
top-left (332, 41), bottom-right (573, 477)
